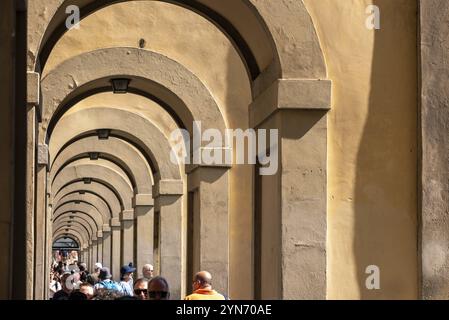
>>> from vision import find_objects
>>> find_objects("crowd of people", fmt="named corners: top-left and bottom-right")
top-left (49, 261), bottom-right (226, 300)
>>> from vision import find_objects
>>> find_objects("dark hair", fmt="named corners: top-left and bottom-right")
top-left (133, 278), bottom-right (148, 289)
top-left (79, 282), bottom-right (94, 290)
top-left (148, 276), bottom-right (169, 291)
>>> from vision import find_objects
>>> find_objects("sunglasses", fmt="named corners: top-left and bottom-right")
top-left (148, 291), bottom-right (169, 299)
top-left (134, 289), bottom-right (148, 296)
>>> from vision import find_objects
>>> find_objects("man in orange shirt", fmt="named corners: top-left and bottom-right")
top-left (185, 271), bottom-right (225, 300)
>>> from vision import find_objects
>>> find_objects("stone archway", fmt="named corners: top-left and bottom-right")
top-left (22, 0), bottom-right (332, 300)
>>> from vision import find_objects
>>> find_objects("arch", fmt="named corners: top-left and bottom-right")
top-left (53, 229), bottom-right (87, 249)
top-left (53, 215), bottom-right (95, 236)
top-left (40, 48), bottom-right (227, 142)
top-left (53, 202), bottom-right (103, 233)
top-left (53, 218), bottom-right (95, 247)
top-left (30, 1), bottom-right (328, 83)
top-left (31, 0), bottom-right (277, 79)
top-left (53, 211), bottom-right (98, 239)
top-left (52, 161), bottom-right (134, 210)
top-left (54, 181), bottom-right (121, 217)
top-left (49, 107), bottom-right (182, 181)
top-left (55, 192), bottom-right (111, 223)
top-left (53, 214), bottom-right (96, 239)
top-left (53, 235), bottom-right (81, 248)
top-left (53, 218), bottom-right (93, 241)
top-left (51, 136), bottom-right (154, 194)
top-left (53, 233), bottom-right (84, 249)
top-left (53, 224), bottom-right (88, 243)
top-left (53, 221), bottom-right (92, 243)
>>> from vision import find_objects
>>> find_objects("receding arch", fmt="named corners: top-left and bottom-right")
top-left (32, 0), bottom-right (277, 80)
top-left (55, 192), bottom-right (112, 223)
top-left (54, 220), bottom-right (92, 243)
top-left (53, 213), bottom-right (96, 239)
top-left (40, 48), bottom-right (227, 143)
top-left (50, 107), bottom-right (182, 181)
top-left (54, 181), bottom-right (121, 217)
top-left (53, 232), bottom-right (84, 249)
top-left (53, 229), bottom-right (88, 249)
top-left (52, 154), bottom-right (138, 192)
top-left (54, 217), bottom-right (94, 240)
top-left (53, 202), bottom-right (103, 233)
top-left (51, 136), bottom-right (154, 194)
top-left (52, 161), bottom-right (134, 210)
top-left (53, 236), bottom-right (81, 249)
top-left (29, 0), bottom-right (329, 84)
top-left (53, 200), bottom-right (104, 227)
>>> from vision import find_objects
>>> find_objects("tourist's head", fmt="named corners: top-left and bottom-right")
top-left (193, 271), bottom-right (212, 291)
top-left (120, 265), bottom-right (136, 281)
top-left (148, 276), bottom-right (170, 300)
top-left (98, 267), bottom-right (112, 280)
top-left (94, 262), bottom-right (102, 273)
top-left (142, 264), bottom-right (154, 279)
top-left (60, 273), bottom-right (73, 292)
top-left (133, 278), bottom-right (148, 300)
top-left (79, 282), bottom-right (95, 300)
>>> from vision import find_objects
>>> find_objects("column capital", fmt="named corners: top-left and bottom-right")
top-left (249, 79), bottom-right (332, 127)
top-left (187, 166), bottom-right (229, 192)
top-left (110, 217), bottom-right (121, 227)
top-left (27, 71), bottom-right (40, 108)
top-left (153, 180), bottom-right (183, 198)
top-left (120, 210), bottom-right (134, 221)
top-left (97, 230), bottom-right (103, 239)
top-left (133, 194), bottom-right (154, 207)
top-left (185, 162), bottom-right (232, 174)
top-left (37, 144), bottom-right (49, 168)
top-left (102, 224), bottom-right (111, 233)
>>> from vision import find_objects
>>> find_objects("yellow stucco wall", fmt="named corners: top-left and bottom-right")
top-left (304, 0), bottom-right (418, 299)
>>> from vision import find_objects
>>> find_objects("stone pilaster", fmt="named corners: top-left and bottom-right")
top-left (250, 79), bottom-right (331, 299)
top-left (133, 194), bottom-right (154, 278)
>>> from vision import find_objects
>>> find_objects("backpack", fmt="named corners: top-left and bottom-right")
top-left (99, 280), bottom-right (121, 291)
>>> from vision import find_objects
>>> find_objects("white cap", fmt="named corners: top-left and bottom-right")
top-left (95, 262), bottom-right (102, 269)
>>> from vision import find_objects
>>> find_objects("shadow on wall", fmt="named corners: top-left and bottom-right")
top-left (353, 0), bottom-right (418, 299)
top-left (224, 44), bottom-right (253, 300)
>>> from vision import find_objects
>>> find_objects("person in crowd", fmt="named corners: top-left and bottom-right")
top-left (72, 272), bottom-right (82, 290)
top-left (94, 267), bottom-right (123, 294)
top-left (133, 278), bottom-right (149, 300)
top-left (49, 270), bottom-right (62, 299)
top-left (148, 276), bottom-right (170, 301)
top-left (79, 282), bottom-right (95, 300)
top-left (119, 265), bottom-right (136, 296)
top-left (87, 262), bottom-right (102, 285)
top-left (185, 271), bottom-right (225, 300)
top-left (78, 263), bottom-right (89, 282)
top-left (142, 264), bottom-right (154, 281)
top-left (52, 272), bottom-right (73, 300)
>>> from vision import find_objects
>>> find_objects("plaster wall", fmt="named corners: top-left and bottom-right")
top-left (304, 0), bottom-right (418, 299)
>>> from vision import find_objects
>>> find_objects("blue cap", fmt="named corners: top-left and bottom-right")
top-left (120, 265), bottom-right (136, 275)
